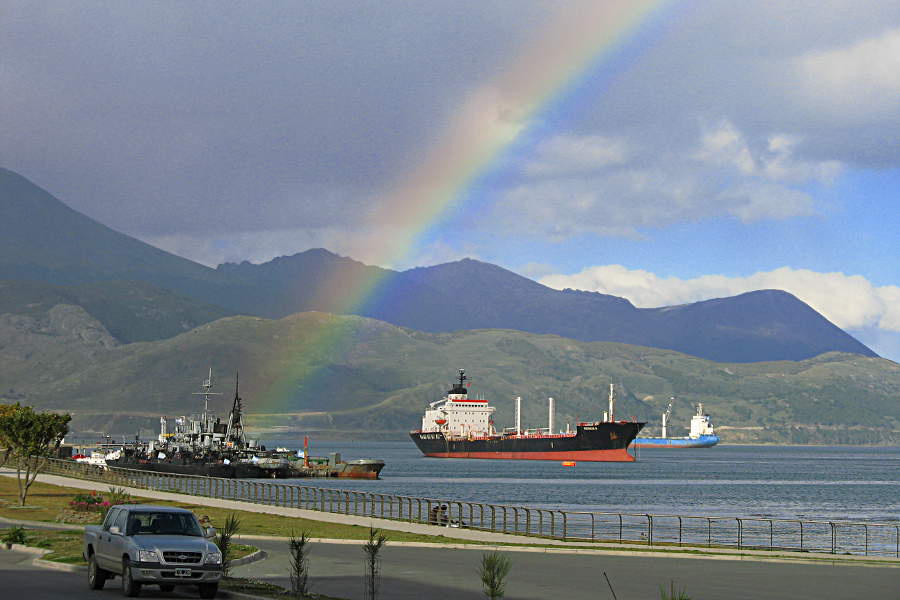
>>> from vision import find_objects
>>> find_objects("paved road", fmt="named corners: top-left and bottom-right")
top-left (0, 549), bottom-right (225, 600)
top-left (233, 538), bottom-right (900, 600)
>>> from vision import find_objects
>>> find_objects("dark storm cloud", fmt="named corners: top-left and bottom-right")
top-left (2, 1), bottom-right (898, 265)
top-left (1, 1), bottom-right (550, 237)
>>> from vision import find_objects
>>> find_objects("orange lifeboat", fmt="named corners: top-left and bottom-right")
top-left (561, 461), bottom-right (577, 467)
top-left (434, 419), bottom-right (447, 425)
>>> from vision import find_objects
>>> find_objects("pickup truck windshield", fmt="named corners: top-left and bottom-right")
top-left (125, 511), bottom-right (203, 536)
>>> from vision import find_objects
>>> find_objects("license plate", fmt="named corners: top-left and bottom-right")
top-left (174, 568), bottom-right (192, 577)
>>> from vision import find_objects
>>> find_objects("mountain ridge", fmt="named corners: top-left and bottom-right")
top-left (0, 166), bottom-right (878, 363)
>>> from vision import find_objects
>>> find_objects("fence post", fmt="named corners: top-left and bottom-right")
top-left (678, 516), bottom-right (683, 547)
top-left (646, 515), bottom-right (652, 546)
top-left (619, 514), bottom-right (623, 543)
top-left (830, 522), bottom-right (836, 554)
top-left (769, 520), bottom-right (774, 550)
top-left (799, 521), bottom-right (804, 552)
top-left (707, 518), bottom-right (712, 547)
top-left (737, 518), bottom-right (743, 549)
top-left (561, 512), bottom-right (568, 541)
top-left (864, 525), bottom-right (868, 556)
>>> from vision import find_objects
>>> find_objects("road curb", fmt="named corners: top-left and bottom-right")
top-left (0, 515), bottom-right (84, 531)
top-left (230, 549), bottom-right (267, 567)
top-left (217, 590), bottom-right (274, 600)
top-left (233, 535), bottom-right (900, 567)
top-left (33, 557), bottom-right (85, 572)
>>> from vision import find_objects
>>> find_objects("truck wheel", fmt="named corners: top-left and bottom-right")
top-left (121, 557), bottom-right (142, 597)
top-left (198, 582), bottom-right (218, 599)
top-left (88, 554), bottom-right (107, 590)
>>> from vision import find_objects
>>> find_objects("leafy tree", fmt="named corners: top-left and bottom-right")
top-left (0, 404), bottom-right (70, 505)
top-left (0, 404), bottom-right (19, 467)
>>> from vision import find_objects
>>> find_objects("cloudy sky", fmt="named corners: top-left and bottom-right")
top-left (2, 1), bottom-right (898, 359)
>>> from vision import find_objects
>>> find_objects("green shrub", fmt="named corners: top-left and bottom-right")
top-left (2, 525), bottom-right (28, 547)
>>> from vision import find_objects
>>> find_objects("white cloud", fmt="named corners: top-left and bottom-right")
top-left (488, 120), bottom-right (841, 237)
top-left (695, 120), bottom-right (756, 175)
top-left (720, 182), bottom-right (814, 222)
top-left (524, 134), bottom-right (630, 176)
top-left (694, 120), bottom-right (843, 184)
top-left (539, 265), bottom-right (900, 333)
top-left (793, 26), bottom-right (900, 119)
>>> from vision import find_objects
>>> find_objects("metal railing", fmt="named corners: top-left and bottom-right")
top-left (41, 458), bottom-right (899, 558)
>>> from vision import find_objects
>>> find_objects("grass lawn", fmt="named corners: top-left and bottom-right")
top-left (0, 474), bottom-right (484, 545)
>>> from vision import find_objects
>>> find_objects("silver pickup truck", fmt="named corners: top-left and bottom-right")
top-left (83, 504), bottom-right (222, 598)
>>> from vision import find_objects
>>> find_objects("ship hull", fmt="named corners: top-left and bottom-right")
top-left (410, 422), bottom-right (644, 462)
top-left (106, 457), bottom-right (274, 478)
top-left (633, 434), bottom-right (719, 448)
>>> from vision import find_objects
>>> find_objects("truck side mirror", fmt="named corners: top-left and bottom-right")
top-left (109, 525), bottom-right (122, 535)
top-left (205, 527), bottom-right (216, 539)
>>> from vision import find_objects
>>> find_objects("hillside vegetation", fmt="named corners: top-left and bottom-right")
top-left (0, 279), bottom-right (234, 343)
top-left (0, 167), bottom-right (877, 363)
top-left (1, 309), bottom-right (896, 444)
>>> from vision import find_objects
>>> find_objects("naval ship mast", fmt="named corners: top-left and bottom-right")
top-left (224, 372), bottom-right (247, 447)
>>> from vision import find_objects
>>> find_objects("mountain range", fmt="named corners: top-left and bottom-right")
top-left (1, 166), bottom-right (896, 444)
top-left (1, 308), bottom-right (896, 444)
top-left (0, 167), bottom-right (877, 363)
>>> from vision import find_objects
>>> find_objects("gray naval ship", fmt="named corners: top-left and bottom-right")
top-left (106, 370), bottom-right (384, 479)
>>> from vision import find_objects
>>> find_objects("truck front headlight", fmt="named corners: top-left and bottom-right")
top-left (138, 550), bottom-right (159, 563)
top-left (204, 552), bottom-right (222, 564)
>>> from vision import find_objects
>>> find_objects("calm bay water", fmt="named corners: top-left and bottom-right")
top-left (261, 441), bottom-right (900, 523)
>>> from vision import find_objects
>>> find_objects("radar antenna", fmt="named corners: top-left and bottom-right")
top-left (192, 367), bottom-right (223, 414)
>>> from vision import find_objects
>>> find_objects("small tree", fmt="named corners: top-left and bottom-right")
top-left (288, 530), bottom-right (311, 597)
top-left (660, 580), bottom-right (691, 600)
top-left (479, 551), bottom-right (512, 600)
top-left (362, 526), bottom-right (387, 600)
top-left (213, 513), bottom-right (241, 577)
top-left (0, 404), bottom-right (70, 505)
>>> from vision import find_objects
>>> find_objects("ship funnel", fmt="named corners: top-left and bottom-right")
top-left (515, 396), bottom-right (521, 435)
top-left (548, 397), bottom-right (555, 434)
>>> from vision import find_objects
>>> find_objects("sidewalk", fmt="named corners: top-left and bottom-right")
top-left (4, 470), bottom-right (897, 566)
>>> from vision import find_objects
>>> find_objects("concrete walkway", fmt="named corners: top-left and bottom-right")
top-left (4, 470), bottom-right (897, 566)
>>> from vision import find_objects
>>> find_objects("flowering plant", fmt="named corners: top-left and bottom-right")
top-left (68, 493), bottom-right (111, 513)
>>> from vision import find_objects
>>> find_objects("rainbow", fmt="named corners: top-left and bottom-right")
top-left (261, 0), bottom-right (675, 410)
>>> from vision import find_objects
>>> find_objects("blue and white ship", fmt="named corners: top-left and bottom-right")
top-left (633, 402), bottom-right (719, 448)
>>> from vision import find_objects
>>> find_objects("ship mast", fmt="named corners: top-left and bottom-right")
top-left (192, 367), bottom-right (222, 416)
top-left (661, 400), bottom-right (673, 438)
top-left (607, 383), bottom-right (616, 422)
top-left (225, 372), bottom-right (246, 446)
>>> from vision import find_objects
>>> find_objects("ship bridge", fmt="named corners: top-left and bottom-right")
top-left (421, 370), bottom-right (495, 436)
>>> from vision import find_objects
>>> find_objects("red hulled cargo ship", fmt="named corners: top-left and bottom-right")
top-left (410, 370), bottom-right (645, 462)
